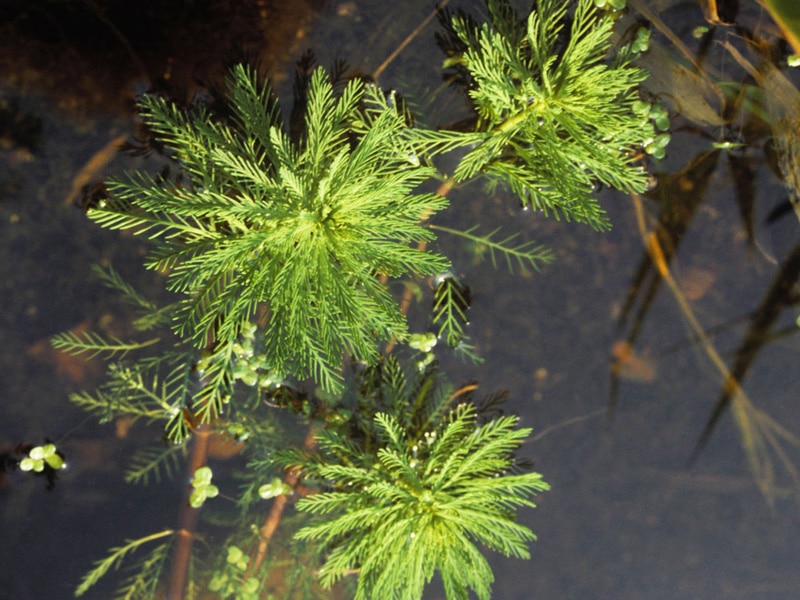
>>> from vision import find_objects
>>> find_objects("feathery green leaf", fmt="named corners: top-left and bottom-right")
top-left (285, 364), bottom-right (549, 600)
top-left (93, 64), bottom-right (450, 395)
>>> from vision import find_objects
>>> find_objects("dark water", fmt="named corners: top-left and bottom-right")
top-left (2, 1), bottom-right (800, 599)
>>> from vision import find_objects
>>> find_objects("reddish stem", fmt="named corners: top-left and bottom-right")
top-left (247, 425), bottom-right (317, 577)
top-left (166, 425), bottom-right (211, 600)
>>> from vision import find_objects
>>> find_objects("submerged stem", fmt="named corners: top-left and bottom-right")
top-left (166, 425), bottom-right (211, 599)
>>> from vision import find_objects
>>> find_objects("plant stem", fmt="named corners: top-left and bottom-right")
top-left (497, 100), bottom-right (540, 134)
top-left (166, 424), bottom-right (211, 600)
top-left (247, 425), bottom-right (317, 577)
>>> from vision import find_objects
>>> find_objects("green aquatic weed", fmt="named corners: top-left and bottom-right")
top-left (19, 443), bottom-right (65, 472)
top-left (278, 363), bottom-right (549, 600)
top-left (189, 466), bottom-right (219, 508)
top-left (91, 64), bottom-right (449, 395)
top-left (53, 0), bottom-right (669, 596)
top-left (208, 546), bottom-right (260, 600)
top-left (423, 0), bottom-right (663, 229)
top-left (258, 476), bottom-right (292, 500)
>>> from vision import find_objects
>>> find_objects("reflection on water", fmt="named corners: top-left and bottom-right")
top-left (2, 1), bottom-right (800, 599)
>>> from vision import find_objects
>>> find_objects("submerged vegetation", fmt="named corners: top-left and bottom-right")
top-left (426, 0), bottom-right (662, 227)
top-left (54, 1), bottom-right (654, 596)
top-left (95, 65), bottom-right (450, 397)
top-left (278, 362), bottom-right (549, 600)
top-left (10, 0), bottom-right (793, 598)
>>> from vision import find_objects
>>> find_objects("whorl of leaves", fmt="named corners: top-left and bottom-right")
top-left (420, 0), bottom-right (656, 229)
top-left (91, 65), bottom-right (449, 395)
top-left (281, 363), bottom-right (549, 600)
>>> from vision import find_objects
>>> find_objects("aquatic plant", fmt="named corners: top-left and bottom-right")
top-left (279, 376), bottom-right (549, 600)
top-left (91, 64), bottom-right (450, 399)
top-left (52, 0), bottom-right (664, 598)
top-left (18, 442), bottom-right (65, 473)
top-left (426, 0), bottom-right (663, 229)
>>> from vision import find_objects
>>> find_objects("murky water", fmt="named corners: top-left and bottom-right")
top-left (2, 1), bottom-right (800, 599)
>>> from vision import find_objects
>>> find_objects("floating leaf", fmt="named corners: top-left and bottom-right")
top-left (189, 466), bottom-right (219, 507)
top-left (258, 477), bottom-right (292, 499)
top-left (20, 444), bottom-right (65, 472)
